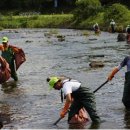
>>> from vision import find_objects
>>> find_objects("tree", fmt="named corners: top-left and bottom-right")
top-left (73, 0), bottom-right (101, 22)
top-left (104, 3), bottom-right (129, 25)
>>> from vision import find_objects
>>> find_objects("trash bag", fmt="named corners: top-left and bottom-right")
top-left (10, 45), bottom-right (26, 70)
top-left (69, 107), bottom-right (89, 124)
top-left (0, 56), bottom-right (11, 84)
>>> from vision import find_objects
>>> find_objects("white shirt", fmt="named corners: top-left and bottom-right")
top-left (62, 79), bottom-right (81, 96)
top-left (110, 21), bottom-right (115, 25)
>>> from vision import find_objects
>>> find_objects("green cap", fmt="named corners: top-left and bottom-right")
top-left (49, 77), bottom-right (59, 89)
top-left (2, 36), bottom-right (8, 43)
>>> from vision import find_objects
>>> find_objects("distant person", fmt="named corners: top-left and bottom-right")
top-left (0, 37), bottom-right (26, 82)
top-left (126, 25), bottom-right (130, 43)
top-left (93, 23), bottom-right (100, 34)
top-left (110, 19), bottom-right (116, 33)
top-left (126, 25), bottom-right (130, 34)
top-left (46, 76), bottom-right (100, 124)
top-left (107, 56), bottom-right (130, 109)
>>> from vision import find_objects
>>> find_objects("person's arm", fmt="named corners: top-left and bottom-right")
top-left (9, 45), bottom-right (20, 53)
top-left (12, 47), bottom-right (19, 53)
top-left (60, 93), bottom-right (72, 118)
top-left (108, 67), bottom-right (119, 81)
top-left (108, 56), bottom-right (128, 81)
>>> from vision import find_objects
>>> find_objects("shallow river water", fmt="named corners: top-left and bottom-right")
top-left (0, 28), bottom-right (130, 129)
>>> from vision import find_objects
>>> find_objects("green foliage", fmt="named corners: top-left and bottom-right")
top-left (77, 12), bottom-right (104, 29)
top-left (104, 3), bottom-right (129, 25)
top-left (73, 0), bottom-right (101, 23)
top-left (0, 14), bottom-right (73, 29)
top-left (20, 14), bottom-right (73, 28)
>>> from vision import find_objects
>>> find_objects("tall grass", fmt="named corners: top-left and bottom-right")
top-left (0, 14), bottom-right (73, 29)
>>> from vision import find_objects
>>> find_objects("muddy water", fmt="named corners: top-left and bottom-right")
top-left (0, 29), bottom-right (130, 129)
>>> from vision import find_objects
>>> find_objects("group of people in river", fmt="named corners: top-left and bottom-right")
top-left (93, 19), bottom-right (116, 35)
top-left (0, 22), bottom-right (130, 128)
top-left (46, 20), bottom-right (130, 127)
top-left (93, 19), bottom-right (130, 43)
top-left (46, 54), bottom-right (130, 127)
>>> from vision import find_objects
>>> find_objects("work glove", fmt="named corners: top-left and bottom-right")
top-left (60, 101), bottom-right (70, 118)
top-left (108, 67), bottom-right (119, 81)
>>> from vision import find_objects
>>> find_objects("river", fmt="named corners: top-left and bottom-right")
top-left (0, 28), bottom-right (129, 129)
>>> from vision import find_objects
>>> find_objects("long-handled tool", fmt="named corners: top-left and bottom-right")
top-left (53, 117), bottom-right (63, 125)
top-left (53, 79), bottom-right (109, 125)
top-left (93, 80), bottom-right (109, 93)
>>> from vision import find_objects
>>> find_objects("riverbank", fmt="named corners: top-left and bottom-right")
top-left (0, 13), bottom-right (128, 32)
top-left (0, 14), bottom-right (73, 30)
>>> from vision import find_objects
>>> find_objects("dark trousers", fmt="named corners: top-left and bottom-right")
top-left (122, 71), bottom-right (130, 108)
top-left (68, 87), bottom-right (100, 123)
top-left (9, 60), bottom-right (18, 81)
top-left (111, 25), bottom-right (115, 33)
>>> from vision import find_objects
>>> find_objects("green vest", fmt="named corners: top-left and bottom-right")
top-left (1, 46), bottom-right (14, 65)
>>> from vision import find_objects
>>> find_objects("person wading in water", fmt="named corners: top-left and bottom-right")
top-left (0, 36), bottom-right (26, 82)
top-left (108, 56), bottom-right (130, 109)
top-left (46, 76), bottom-right (101, 125)
top-left (126, 25), bottom-right (130, 43)
top-left (110, 19), bottom-right (116, 33)
top-left (93, 23), bottom-right (100, 34)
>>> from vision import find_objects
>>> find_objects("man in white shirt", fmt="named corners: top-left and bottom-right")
top-left (110, 19), bottom-right (116, 33)
top-left (47, 76), bottom-right (100, 124)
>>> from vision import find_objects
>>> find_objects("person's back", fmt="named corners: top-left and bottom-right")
top-left (110, 19), bottom-right (116, 33)
top-left (61, 78), bottom-right (100, 123)
top-left (47, 76), bottom-right (101, 125)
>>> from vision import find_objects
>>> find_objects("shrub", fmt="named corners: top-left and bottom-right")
top-left (73, 0), bottom-right (101, 23)
top-left (104, 3), bottom-right (129, 25)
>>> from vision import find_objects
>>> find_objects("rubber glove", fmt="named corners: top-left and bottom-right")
top-left (60, 101), bottom-right (70, 118)
top-left (108, 67), bottom-right (119, 81)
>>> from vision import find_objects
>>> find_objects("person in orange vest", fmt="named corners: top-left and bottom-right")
top-left (46, 76), bottom-right (100, 124)
top-left (0, 36), bottom-right (26, 81)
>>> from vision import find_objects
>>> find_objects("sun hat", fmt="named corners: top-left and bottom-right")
top-left (2, 37), bottom-right (8, 43)
top-left (48, 77), bottom-right (59, 89)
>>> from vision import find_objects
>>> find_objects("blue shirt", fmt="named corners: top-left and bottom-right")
top-left (118, 56), bottom-right (130, 72)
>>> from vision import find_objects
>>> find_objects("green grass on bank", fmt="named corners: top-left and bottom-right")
top-left (0, 14), bottom-right (74, 29)
top-left (0, 12), bottom-right (130, 31)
